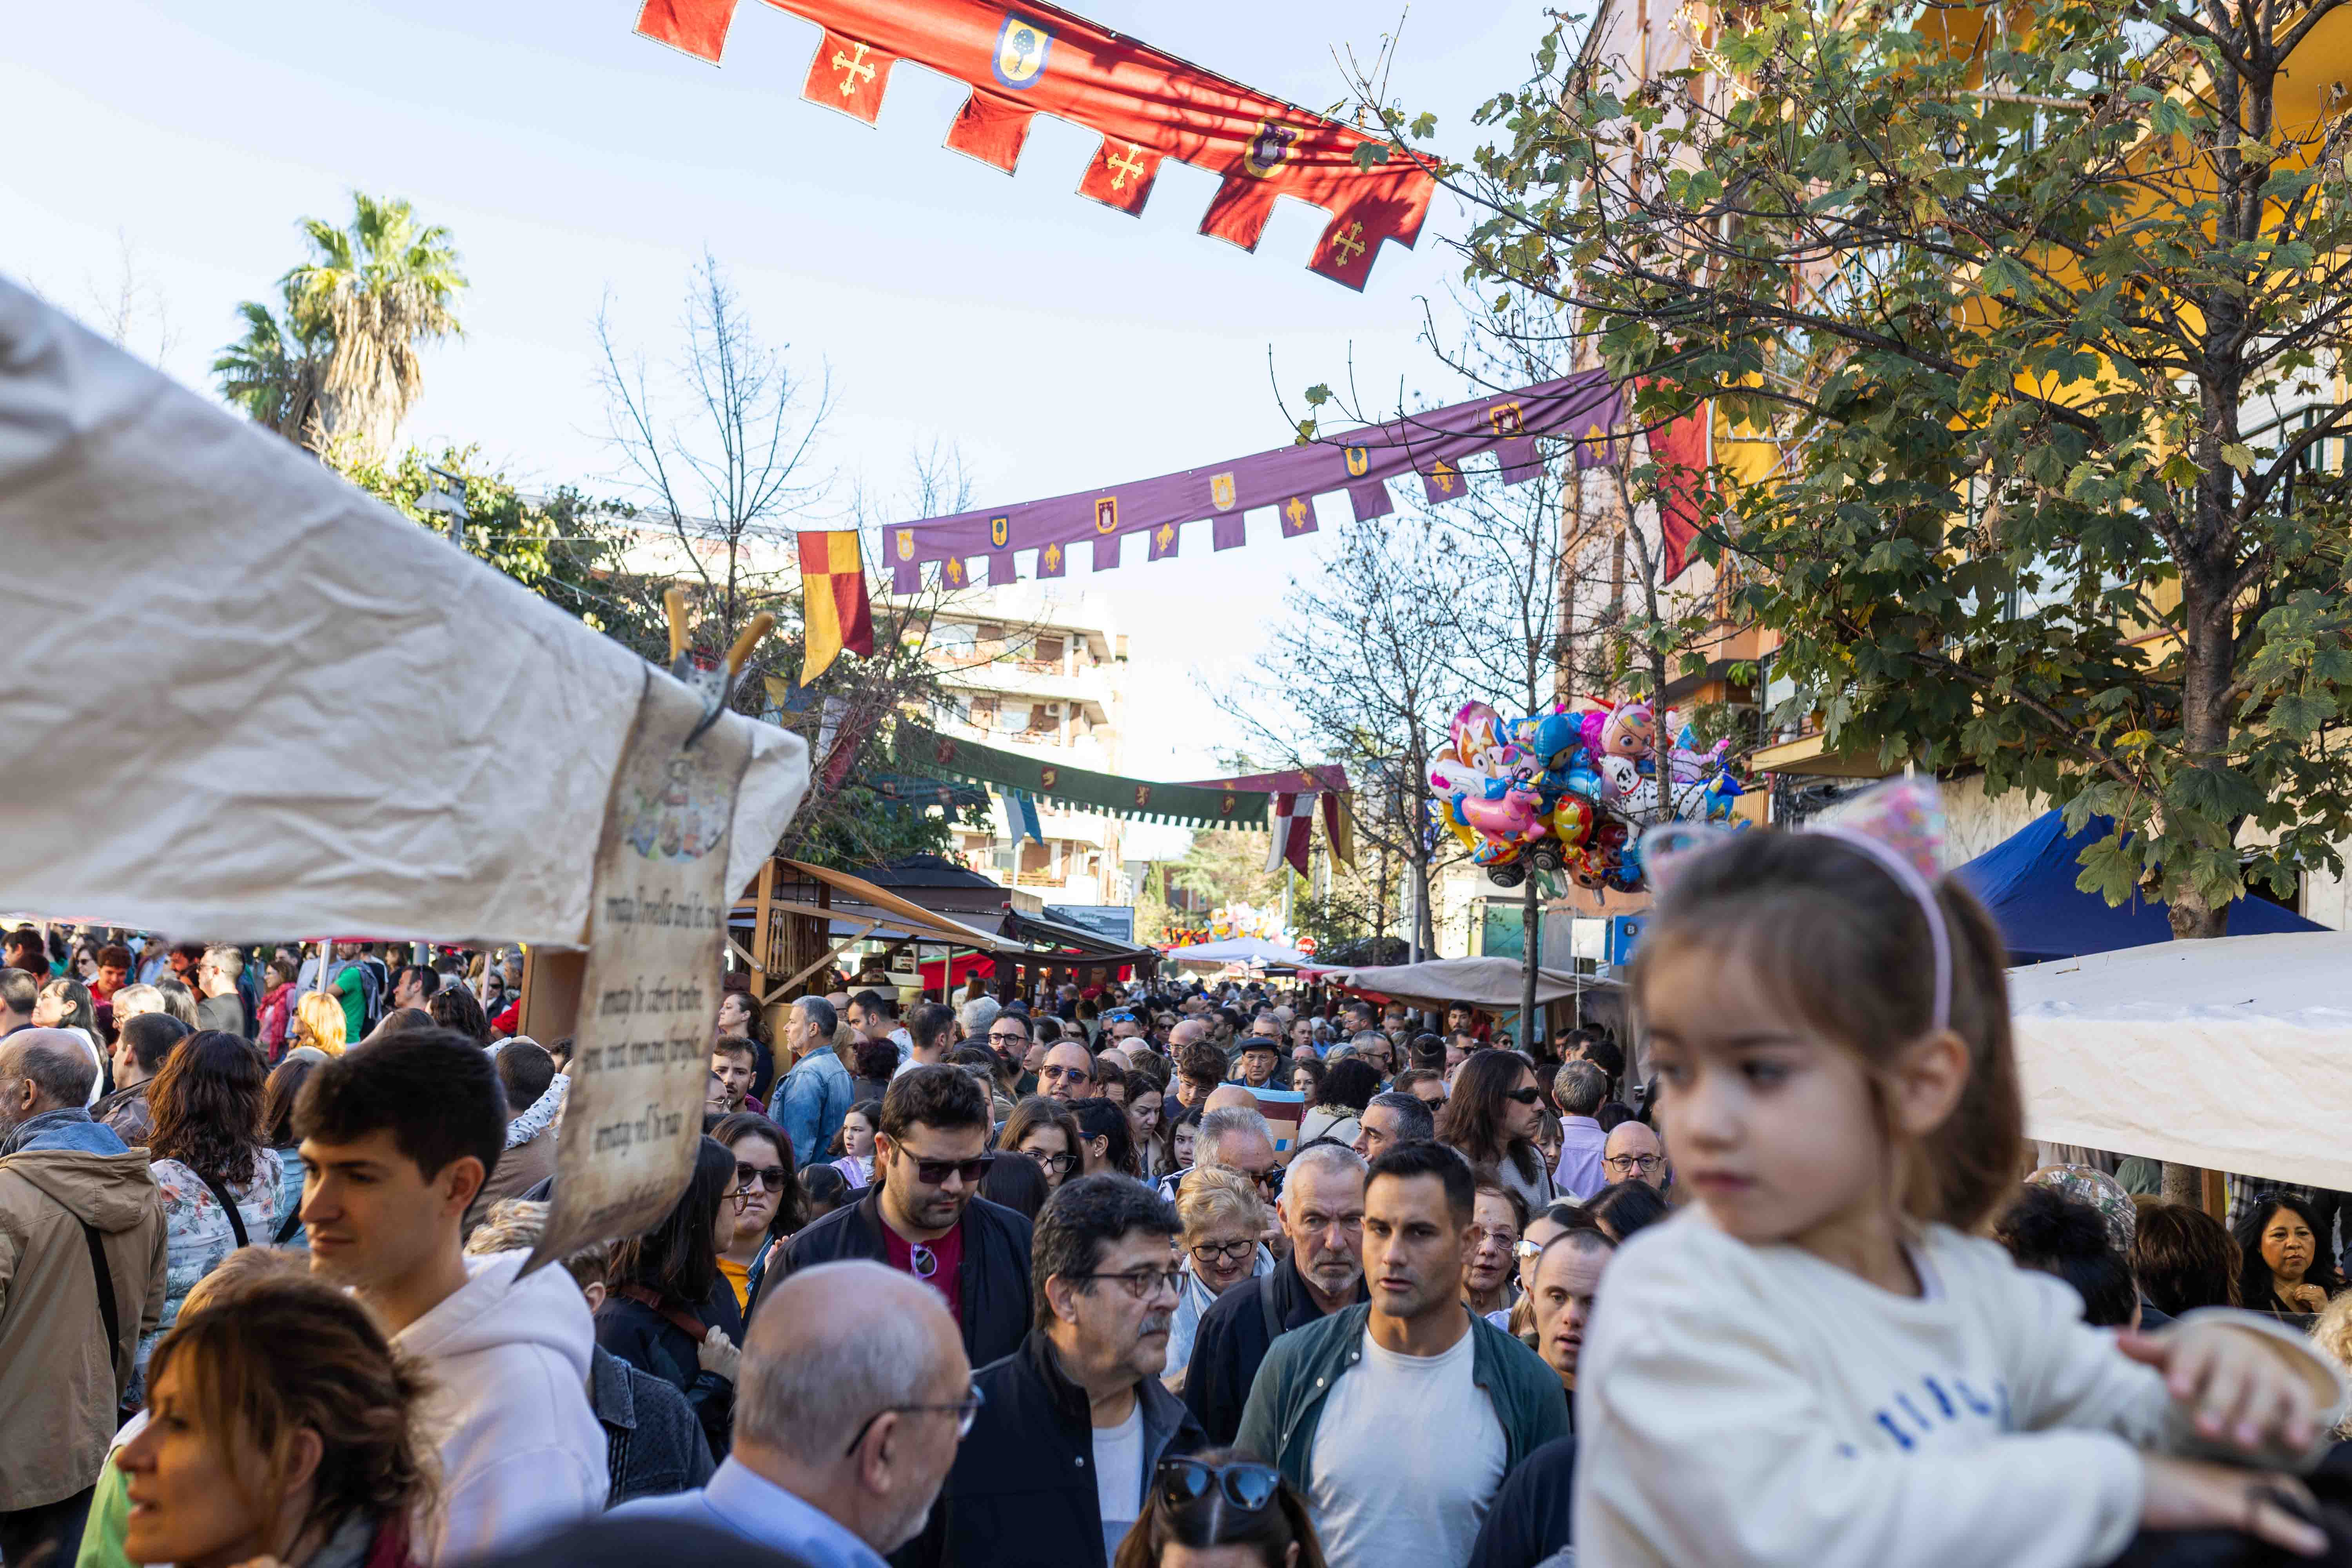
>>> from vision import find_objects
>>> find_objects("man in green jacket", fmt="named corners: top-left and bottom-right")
top-left (1235, 1140), bottom-right (1568, 1568)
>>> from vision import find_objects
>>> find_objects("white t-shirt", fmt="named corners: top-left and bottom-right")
top-left (1575, 1211), bottom-right (2350, 1568)
top-left (1307, 1321), bottom-right (1507, 1568)
top-left (1093, 1400), bottom-right (1146, 1562)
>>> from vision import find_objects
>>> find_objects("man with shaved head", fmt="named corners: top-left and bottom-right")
top-left (0, 1029), bottom-right (167, 1566)
top-left (615, 1259), bottom-right (971, 1563)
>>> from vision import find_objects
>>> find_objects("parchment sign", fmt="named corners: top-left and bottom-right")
top-left (526, 669), bottom-right (754, 1274)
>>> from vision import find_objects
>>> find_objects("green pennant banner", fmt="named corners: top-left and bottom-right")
top-left (902, 723), bottom-right (1270, 829)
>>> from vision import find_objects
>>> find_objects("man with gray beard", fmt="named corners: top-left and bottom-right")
top-left (906, 1174), bottom-right (1205, 1568)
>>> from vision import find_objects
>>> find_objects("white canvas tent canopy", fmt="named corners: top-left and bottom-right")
top-left (2008, 931), bottom-right (2352, 1191)
top-left (0, 278), bottom-right (808, 945)
top-left (1163, 935), bottom-right (1318, 969)
top-left (1327, 956), bottom-right (1613, 1011)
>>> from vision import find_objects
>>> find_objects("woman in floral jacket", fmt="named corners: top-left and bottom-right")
top-left (135, 1030), bottom-right (283, 1401)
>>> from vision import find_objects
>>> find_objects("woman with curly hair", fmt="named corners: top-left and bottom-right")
top-left (118, 1270), bottom-right (436, 1568)
top-left (139, 1032), bottom-right (283, 1399)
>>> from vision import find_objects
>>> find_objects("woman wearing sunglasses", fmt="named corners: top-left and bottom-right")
top-left (1436, 1049), bottom-right (1558, 1220)
top-left (710, 1111), bottom-right (805, 1310)
top-left (1112, 1450), bottom-right (1328, 1568)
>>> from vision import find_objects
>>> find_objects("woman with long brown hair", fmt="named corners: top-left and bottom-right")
top-left (139, 1031), bottom-right (282, 1399)
top-left (119, 1271), bottom-right (436, 1568)
top-left (1435, 1049), bottom-right (1556, 1218)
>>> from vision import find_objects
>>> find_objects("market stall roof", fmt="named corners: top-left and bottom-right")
top-left (1956, 811), bottom-right (2322, 964)
top-left (851, 853), bottom-right (1009, 918)
top-left (1000, 906), bottom-right (1157, 969)
top-left (737, 859), bottom-right (1030, 954)
top-left (0, 279), bottom-right (806, 948)
top-left (1163, 935), bottom-right (1318, 969)
top-left (2008, 931), bottom-right (2352, 1191)
top-left (1328, 956), bottom-right (1615, 1011)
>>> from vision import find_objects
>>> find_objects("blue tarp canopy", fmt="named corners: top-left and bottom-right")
top-left (1954, 811), bottom-right (2324, 964)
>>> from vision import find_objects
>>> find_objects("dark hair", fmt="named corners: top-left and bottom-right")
top-left (1004, 1094), bottom-right (1083, 1169)
top-left (394, 964), bottom-right (439, 1003)
top-left (149, 1031), bottom-right (267, 1189)
top-left (1581, 1036), bottom-right (1626, 1084)
top-left (1176, 1041), bottom-right (1227, 1088)
top-left (980, 1147), bottom-right (1051, 1220)
top-left (547, 1035), bottom-right (575, 1071)
top-left (2236, 1194), bottom-right (2340, 1310)
top-left (2132, 1201), bottom-right (2241, 1315)
top-left (1301, 1057), bottom-right (1369, 1114)
top-left (1288, 1056), bottom-right (1327, 1097)
top-left (369, 1008), bottom-right (435, 1041)
top-left (1595, 1102), bottom-right (1636, 1133)
top-left (1408, 1036), bottom-right (1448, 1073)
top-left (991, 1008), bottom-right (1032, 1041)
top-left (1436, 1049), bottom-right (1542, 1185)
top-left (1588, 1179), bottom-right (1670, 1243)
top-left (261, 1054), bottom-right (323, 1149)
top-left (610, 1136), bottom-right (735, 1309)
top-left (1632, 824), bottom-right (2022, 1231)
top-left (1366, 1139), bottom-right (1475, 1224)
top-left (145, 1274), bottom-right (432, 1555)
top-left (880, 1062), bottom-right (990, 1140)
top-left (97, 942), bottom-right (134, 971)
top-left (1997, 1187), bottom-right (2138, 1327)
top-left (712, 1110), bottom-right (805, 1236)
top-left (1033, 1173), bottom-right (1179, 1328)
top-left (294, 1028), bottom-right (505, 1189)
top-left (1362, 1091), bottom-right (1436, 1143)
top-left (853, 1036), bottom-right (901, 1085)
top-left (1072, 1097), bottom-right (1137, 1176)
top-left (909, 1002), bottom-right (956, 1055)
top-left (41, 976), bottom-right (98, 1038)
top-left (1120, 1070), bottom-right (1163, 1108)
top-left (800, 1163), bottom-right (851, 1218)
top-left (426, 985), bottom-right (490, 1044)
top-left (851, 988), bottom-right (898, 1022)
top-left (121, 1010), bottom-right (192, 1075)
top-left (712, 1034), bottom-right (757, 1066)
top-left (1111, 1445), bottom-right (1329, 1568)
top-left (495, 1040), bottom-right (555, 1113)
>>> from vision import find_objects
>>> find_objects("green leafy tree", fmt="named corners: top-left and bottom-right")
top-left (215, 193), bottom-right (465, 458)
top-left (1343, 0), bottom-right (2352, 940)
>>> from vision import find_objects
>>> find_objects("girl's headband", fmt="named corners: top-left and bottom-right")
top-left (1641, 777), bottom-right (1954, 1036)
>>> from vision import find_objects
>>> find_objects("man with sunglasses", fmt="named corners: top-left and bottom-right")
top-left (909, 1174), bottom-right (1205, 1568)
top-left (614, 1260), bottom-right (972, 1567)
top-left (1038, 1040), bottom-right (1098, 1102)
top-left (773, 1065), bottom-right (1034, 1368)
top-left (1236, 1140), bottom-right (1569, 1568)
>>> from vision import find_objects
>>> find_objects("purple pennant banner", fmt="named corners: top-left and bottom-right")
top-left (884, 369), bottom-right (1623, 590)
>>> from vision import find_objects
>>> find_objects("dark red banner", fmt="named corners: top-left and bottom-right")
top-left (635, 0), bottom-right (1438, 290)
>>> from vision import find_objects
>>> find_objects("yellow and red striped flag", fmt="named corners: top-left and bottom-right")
top-left (797, 530), bottom-right (873, 685)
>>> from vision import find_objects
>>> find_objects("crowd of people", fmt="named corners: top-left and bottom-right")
top-left (9, 804), bottom-right (2352, 1568)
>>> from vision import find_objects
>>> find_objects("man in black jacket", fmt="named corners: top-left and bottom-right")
top-left (770, 1065), bottom-right (1033, 1368)
top-left (908, 1174), bottom-right (1205, 1568)
top-left (1182, 1142), bottom-right (1370, 1444)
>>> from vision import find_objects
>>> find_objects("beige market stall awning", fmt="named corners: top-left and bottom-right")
top-left (1328, 956), bottom-right (1617, 1012)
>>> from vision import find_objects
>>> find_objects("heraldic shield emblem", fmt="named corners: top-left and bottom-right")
top-left (1244, 119), bottom-right (1297, 178)
top-left (1210, 472), bottom-right (1237, 512)
top-left (1095, 496), bottom-right (1119, 534)
top-left (1346, 446), bottom-right (1370, 477)
top-left (895, 528), bottom-right (915, 561)
top-left (993, 15), bottom-right (1052, 89)
top-left (990, 514), bottom-right (1010, 548)
top-left (1039, 766), bottom-right (1060, 789)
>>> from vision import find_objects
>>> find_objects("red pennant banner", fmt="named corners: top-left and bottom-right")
top-left (1641, 382), bottom-right (1713, 584)
top-left (802, 27), bottom-right (893, 123)
top-left (634, 0), bottom-right (1438, 290)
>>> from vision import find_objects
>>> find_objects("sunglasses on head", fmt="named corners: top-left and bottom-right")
top-left (1158, 1455), bottom-right (1281, 1515)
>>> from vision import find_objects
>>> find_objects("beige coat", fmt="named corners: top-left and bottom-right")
top-left (0, 1143), bottom-right (167, 1509)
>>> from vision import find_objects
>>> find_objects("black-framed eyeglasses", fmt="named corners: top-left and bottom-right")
top-left (1067, 1266), bottom-right (1184, 1299)
top-left (841, 1383), bottom-right (986, 1457)
top-left (906, 1154), bottom-right (995, 1185)
top-left (1023, 1148), bottom-right (1076, 1175)
top-left (987, 1029), bottom-right (1029, 1045)
top-left (734, 1161), bottom-right (786, 1192)
top-left (1190, 1238), bottom-right (1255, 1266)
top-left (1504, 1088), bottom-right (1543, 1105)
top-left (1605, 1154), bottom-right (1661, 1174)
top-left (1157, 1455), bottom-right (1281, 1514)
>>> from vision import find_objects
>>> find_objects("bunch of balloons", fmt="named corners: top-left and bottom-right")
top-left (1207, 903), bottom-right (1288, 942)
top-left (1430, 698), bottom-right (1747, 892)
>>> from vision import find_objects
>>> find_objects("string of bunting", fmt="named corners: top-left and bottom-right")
top-left (633, 0), bottom-right (1437, 291)
top-left (882, 369), bottom-right (1626, 592)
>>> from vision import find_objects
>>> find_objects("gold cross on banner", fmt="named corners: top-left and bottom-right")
top-left (833, 42), bottom-right (875, 96)
top-left (1330, 221), bottom-right (1367, 264)
top-left (1107, 144), bottom-right (1147, 191)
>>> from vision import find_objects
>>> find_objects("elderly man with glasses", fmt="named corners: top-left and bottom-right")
top-left (770, 1065), bottom-right (1034, 1367)
top-left (1602, 1120), bottom-right (1669, 1192)
top-left (615, 1259), bottom-right (975, 1568)
top-left (1037, 1039), bottom-right (1099, 1102)
top-left (906, 1174), bottom-right (1206, 1568)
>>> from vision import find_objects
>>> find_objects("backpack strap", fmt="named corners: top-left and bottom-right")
top-left (1258, 1272), bottom-right (1283, 1345)
top-left (616, 1283), bottom-right (710, 1344)
top-left (194, 1170), bottom-right (250, 1250)
top-left (274, 1204), bottom-right (303, 1246)
top-left (82, 1220), bottom-right (122, 1397)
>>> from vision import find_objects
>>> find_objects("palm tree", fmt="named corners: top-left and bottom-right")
top-left (212, 193), bottom-right (466, 459)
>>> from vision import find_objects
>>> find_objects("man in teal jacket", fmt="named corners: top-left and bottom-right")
top-left (1235, 1140), bottom-right (1568, 1567)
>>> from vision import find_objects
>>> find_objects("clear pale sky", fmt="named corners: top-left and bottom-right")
top-left (4, 0), bottom-right (1553, 782)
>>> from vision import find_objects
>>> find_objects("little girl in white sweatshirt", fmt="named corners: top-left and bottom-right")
top-left (1575, 781), bottom-right (2347, 1567)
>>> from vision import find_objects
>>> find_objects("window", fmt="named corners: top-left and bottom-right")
top-left (1028, 701), bottom-right (1059, 734)
top-left (933, 622), bottom-right (976, 653)
top-left (1036, 635), bottom-right (1065, 666)
top-left (977, 623), bottom-right (1005, 644)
